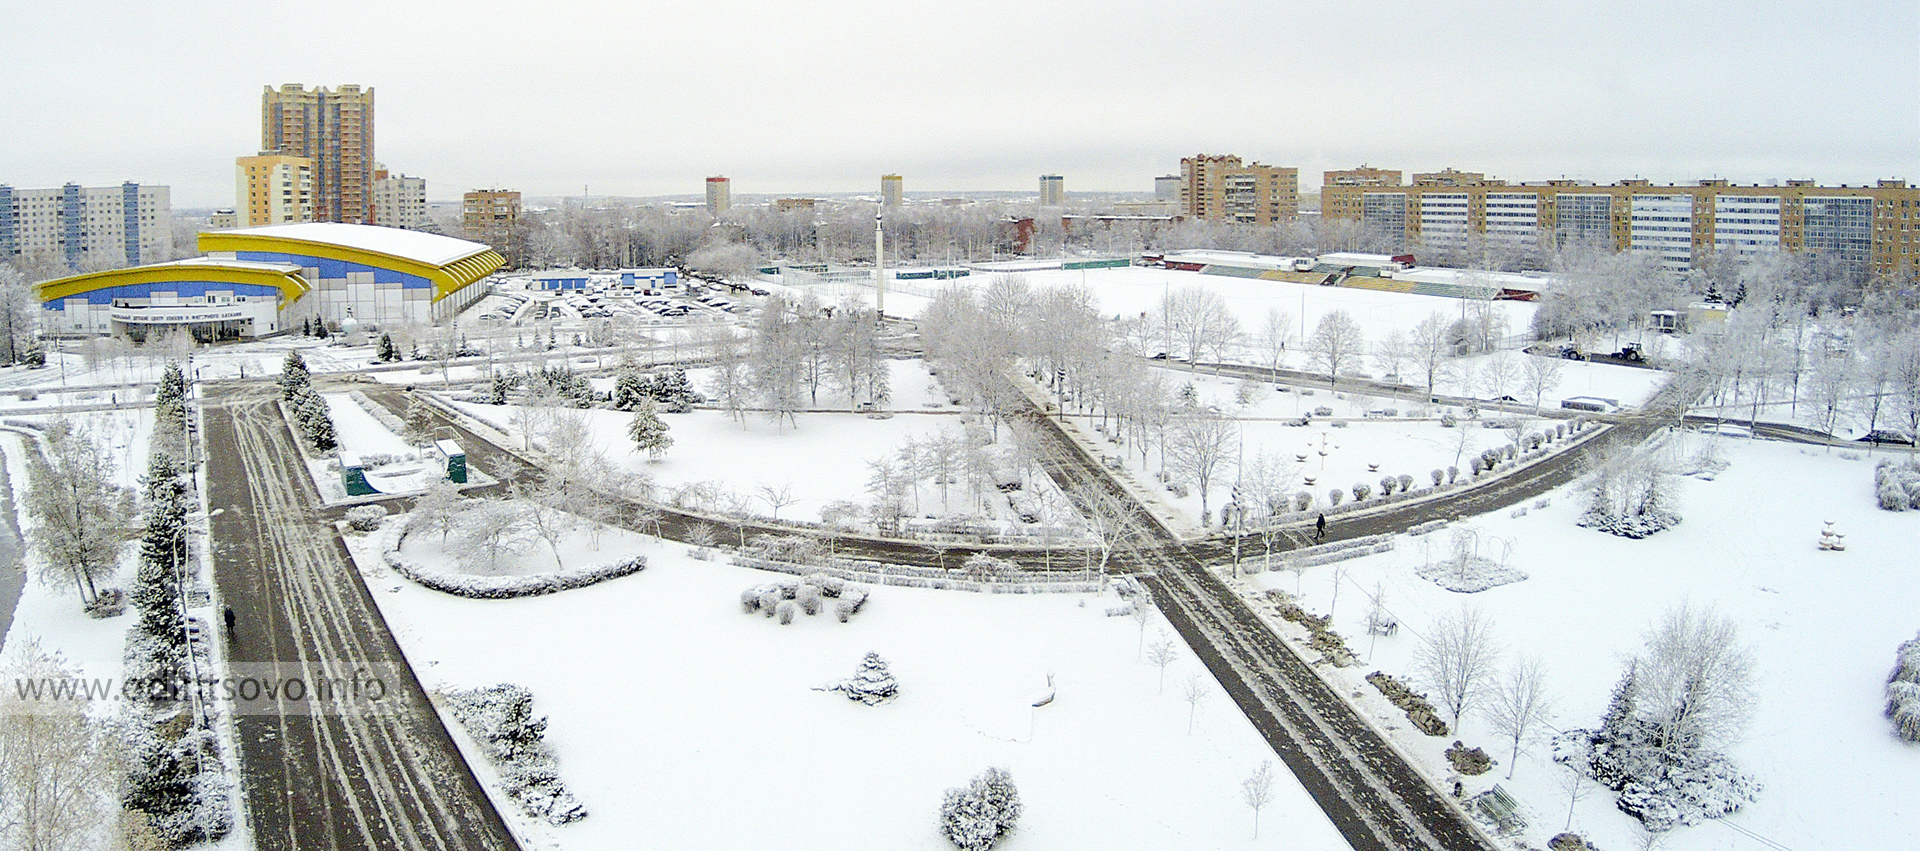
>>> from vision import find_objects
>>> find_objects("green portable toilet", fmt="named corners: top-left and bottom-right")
top-left (435, 439), bottom-right (467, 484)
top-left (339, 452), bottom-right (377, 496)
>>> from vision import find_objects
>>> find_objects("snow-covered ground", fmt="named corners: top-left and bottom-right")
top-left (345, 518), bottom-right (1352, 850)
top-left (1243, 432), bottom-right (1920, 851)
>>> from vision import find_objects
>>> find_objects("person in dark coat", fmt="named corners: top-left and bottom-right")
top-left (223, 606), bottom-right (236, 637)
top-left (1315, 513), bottom-right (1327, 540)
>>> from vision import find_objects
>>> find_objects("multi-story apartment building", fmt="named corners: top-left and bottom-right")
top-left (881, 174), bottom-right (904, 207)
top-left (1179, 154), bottom-right (1298, 225)
top-left (462, 189), bottom-right (520, 243)
top-left (1154, 175), bottom-right (1180, 201)
top-left (372, 166), bottom-right (427, 230)
top-left (706, 177), bottom-right (731, 214)
top-left (1039, 174), bottom-right (1066, 206)
top-left (236, 153), bottom-right (314, 227)
top-left (1324, 166), bottom-right (1403, 188)
top-left (1321, 169), bottom-right (1920, 278)
top-left (262, 83), bottom-right (375, 224)
top-left (0, 182), bottom-right (173, 268)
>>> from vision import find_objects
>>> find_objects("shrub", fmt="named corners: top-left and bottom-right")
top-left (1328, 489), bottom-right (1344, 507)
top-left (940, 767), bottom-right (1021, 850)
top-left (1294, 491), bottom-right (1313, 512)
top-left (344, 505), bottom-right (388, 531)
top-left (1366, 671), bottom-right (1449, 736)
top-left (776, 600), bottom-right (796, 625)
top-left (1446, 740), bottom-right (1494, 775)
top-left (1447, 465), bottom-right (1459, 484)
top-left (1888, 631), bottom-right (1920, 742)
top-left (1353, 482), bottom-right (1371, 501)
top-left (1431, 469), bottom-right (1445, 487)
top-left (1397, 474), bottom-right (1413, 492)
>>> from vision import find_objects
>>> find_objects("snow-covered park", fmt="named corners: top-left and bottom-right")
top-left (1243, 432), bottom-right (1920, 851)
top-left (345, 512), bottom-right (1351, 850)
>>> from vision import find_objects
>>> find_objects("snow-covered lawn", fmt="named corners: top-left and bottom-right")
top-left (1081, 370), bottom-right (1586, 530)
top-left (344, 520), bottom-right (1352, 850)
top-left (1246, 434), bottom-right (1920, 850)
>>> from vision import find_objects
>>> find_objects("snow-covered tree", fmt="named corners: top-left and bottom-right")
top-left (1180, 672), bottom-right (1209, 734)
top-left (0, 640), bottom-right (123, 849)
top-left (1145, 638), bottom-right (1177, 694)
top-left (829, 651), bottom-right (899, 705)
top-left (409, 479), bottom-right (464, 546)
top-left (627, 398), bottom-right (673, 461)
top-left (402, 394), bottom-right (435, 449)
top-left (1161, 286), bottom-right (1241, 368)
top-left (940, 767), bottom-right (1021, 851)
top-left (26, 422), bottom-right (130, 609)
top-left (1416, 605), bottom-right (1502, 728)
top-left (1165, 409), bottom-right (1238, 525)
top-left (1560, 604), bottom-right (1761, 831)
top-left (376, 332), bottom-right (400, 362)
top-left (611, 369), bottom-right (647, 411)
top-left (1409, 312), bottom-right (1456, 398)
top-left (279, 350), bottom-right (310, 401)
top-left (1578, 447), bottom-right (1681, 538)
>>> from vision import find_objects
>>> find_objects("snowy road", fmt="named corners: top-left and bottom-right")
top-left (202, 384), bottom-right (518, 851)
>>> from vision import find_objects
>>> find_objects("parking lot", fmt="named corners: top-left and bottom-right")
top-left (459, 271), bottom-right (769, 331)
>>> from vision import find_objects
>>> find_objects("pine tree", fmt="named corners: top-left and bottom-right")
top-left (627, 399), bottom-right (673, 461)
top-left (486, 372), bottom-right (515, 405)
top-left (314, 321), bottom-right (330, 340)
top-left (656, 367), bottom-right (697, 412)
top-left (403, 394), bottom-right (435, 448)
top-left (376, 333), bottom-right (399, 362)
top-left (131, 453), bottom-right (186, 645)
top-left (831, 651), bottom-right (898, 705)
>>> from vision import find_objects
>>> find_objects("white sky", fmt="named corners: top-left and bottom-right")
top-left (3, 0), bottom-right (1915, 207)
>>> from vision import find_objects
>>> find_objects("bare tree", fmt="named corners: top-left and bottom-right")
top-left (1416, 605), bottom-right (1502, 727)
top-left (1478, 355), bottom-right (1519, 402)
top-left (454, 499), bottom-right (536, 571)
top-left (1410, 312), bottom-right (1456, 398)
top-left (1373, 329), bottom-right (1412, 383)
top-left (1165, 409), bottom-right (1239, 525)
top-left (1161, 286), bottom-right (1239, 369)
top-left (1306, 309), bottom-right (1365, 387)
top-left (1241, 760), bottom-right (1277, 840)
top-left (409, 479), bottom-right (464, 547)
top-left (1180, 672), bottom-right (1210, 734)
top-left (1484, 655), bottom-right (1554, 779)
top-left (756, 482), bottom-right (799, 521)
top-left (1522, 354), bottom-right (1565, 410)
top-left (1258, 307), bottom-right (1293, 375)
top-left (1145, 637), bottom-right (1177, 694)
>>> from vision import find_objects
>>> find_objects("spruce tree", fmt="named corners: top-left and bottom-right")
top-left (627, 399), bottom-right (673, 461)
top-left (612, 370), bottom-right (646, 411)
top-left (377, 332), bottom-right (399, 362)
top-left (832, 651), bottom-right (898, 705)
top-left (280, 351), bottom-right (310, 401)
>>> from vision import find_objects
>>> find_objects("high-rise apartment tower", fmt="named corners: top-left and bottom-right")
top-left (262, 84), bottom-right (375, 224)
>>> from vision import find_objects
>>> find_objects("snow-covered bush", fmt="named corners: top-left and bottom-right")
top-left (1448, 465), bottom-right (1459, 484)
top-left (383, 550), bottom-right (644, 599)
top-left (962, 552), bottom-right (1018, 580)
top-left (1353, 482), bottom-right (1371, 501)
top-left (1888, 631), bottom-right (1920, 742)
top-left (1431, 469), bottom-right (1445, 487)
top-left (1293, 491), bottom-right (1313, 512)
top-left (344, 504), bottom-right (388, 531)
top-left (1366, 671), bottom-right (1449, 736)
top-left (742, 575), bottom-right (870, 623)
top-left (445, 684), bottom-right (587, 825)
top-left (1578, 448), bottom-right (1681, 539)
top-left (1327, 489), bottom-right (1343, 507)
top-left (940, 767), bottom-right (1022, 850)
top-left (1873, 459), bottom-right (1920, 511)
top-left (826, 651), bottom-right (899, 705)
top-left (1397, 473), bottom-right (1413, 492)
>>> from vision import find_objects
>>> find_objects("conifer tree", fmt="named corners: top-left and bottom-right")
top-left (627, 399), bottom-right (673, 461)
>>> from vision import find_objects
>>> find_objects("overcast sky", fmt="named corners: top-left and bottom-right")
top-left (3, 0), bottom-right (1914, 208)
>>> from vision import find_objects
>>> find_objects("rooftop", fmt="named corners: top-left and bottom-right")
top-left (217, 222), bottom-right (493, 267)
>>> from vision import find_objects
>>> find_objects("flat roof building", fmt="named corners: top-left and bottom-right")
top-left (1321, 168), bottom-right (1919, 278)
top-left (0, 182), bottom-right (173, 270)
top-left (37, 222), bottom-right (502, 340)
top-left (262, 84), bottom-right (375, 224)
top-left (236, 153), bottom-right (314, 227)
top-left (1039, 175), bottom-right (1065, 206)
top-left (706, 177), bottom-right (731, 214)
top-left (1179, 155), bottom-right (1298, 225)
top-left (881, 174), bottom-right (904, 207)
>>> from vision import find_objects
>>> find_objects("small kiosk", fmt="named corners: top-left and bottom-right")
top-left (339, 452), bottom-right (377, 496)
top-left (434, 439), bottom-right (468, 484)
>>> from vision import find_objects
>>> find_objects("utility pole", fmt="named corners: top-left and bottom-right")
top-left (873, 206), bottom-right (886, 317)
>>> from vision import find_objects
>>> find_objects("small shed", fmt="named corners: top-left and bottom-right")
top-left (339, 452), bottom-right (378, 496)
top-left (433, 439), bottom-right (468, 483)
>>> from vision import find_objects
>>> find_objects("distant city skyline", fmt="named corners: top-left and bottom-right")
top-left (3, 0), bottom-right (1912, 209)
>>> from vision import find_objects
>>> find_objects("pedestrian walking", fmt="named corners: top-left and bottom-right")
top-left (1315, 513), bottom-right (1327, 541)
top-left (223, 606), bottom-right (236, 638)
